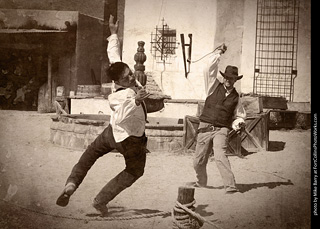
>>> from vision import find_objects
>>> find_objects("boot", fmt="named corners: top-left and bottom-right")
top-left (92, 198), bottom-right (109, 216)
top-left (56, 182), bottom-right (77, 207)
top-left (93, 170), bottom-right (136, 214)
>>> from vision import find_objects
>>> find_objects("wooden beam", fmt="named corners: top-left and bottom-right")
top-left (48, 54), bottom-right (52, 108)
top-left (261, 96), bottom-right (288, 110)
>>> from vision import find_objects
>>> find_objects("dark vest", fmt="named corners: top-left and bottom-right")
top-left (199, 83), bottom-right (239, 128)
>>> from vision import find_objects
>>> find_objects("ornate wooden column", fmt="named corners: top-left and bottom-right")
top-left (134, 41), bottom-right (147, 86)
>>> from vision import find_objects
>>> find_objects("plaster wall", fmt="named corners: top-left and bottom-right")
top-left (294, 0), bottom-right (311, 102)
top-left (122, 0), bottom-right (217, 100)
top-left (121, 0), bottom-right (311, 102)
top-left (214, 0), bottom-right (245, 94)
top-left (121, 0), bottom-right (250, 99)
top-left (240, 0), bottom-right (257, 94)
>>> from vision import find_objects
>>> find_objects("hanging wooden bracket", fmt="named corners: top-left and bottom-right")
top-left (180, 33), bottom-right (192, 78)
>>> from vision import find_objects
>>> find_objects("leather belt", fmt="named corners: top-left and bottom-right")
top-left (197, 125), bottom-right (220, 133)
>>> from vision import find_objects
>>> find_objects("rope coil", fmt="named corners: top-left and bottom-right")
top-left (172, 200), bottom-right (203, 229)
top-left (172, 200), bottom-right (223, 229)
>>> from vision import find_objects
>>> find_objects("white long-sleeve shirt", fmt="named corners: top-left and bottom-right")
top-left (203, 51), bottom-right (246, 128)
top-left (107, 34), bottom-right (146, 142)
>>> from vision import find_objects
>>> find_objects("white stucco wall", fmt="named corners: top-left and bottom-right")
top-left (122, 0), bottom-right (217, 100)
top-left (294, 0), bottom-right (311, 102)
top-left (121, 0), bottom-right (311, 102)
top-left (240, 0), bottom-right (257, 94)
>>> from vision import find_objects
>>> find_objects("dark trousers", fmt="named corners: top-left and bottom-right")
top-left (66, 124), bottom-right (147, 205)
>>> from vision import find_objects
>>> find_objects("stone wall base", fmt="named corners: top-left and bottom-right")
top-left (50, 115), bottom-right (184, 152)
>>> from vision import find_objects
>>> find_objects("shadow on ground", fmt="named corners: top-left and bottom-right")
top-left (195, 204), bottom-right (214, 217)
top-left (86, 207), bottom-right (171, 218)
top-left (237, 180), bottom-right (293, 193)
top-left (268, 141), bottom-right (286, 151)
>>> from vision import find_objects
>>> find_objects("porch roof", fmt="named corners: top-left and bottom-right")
top-left (0, 29), bottom-right (68, 34)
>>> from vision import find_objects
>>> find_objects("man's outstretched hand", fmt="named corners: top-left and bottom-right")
top-left (109, 15), bottom-right (119, 34)
top-left (135, 87), bottom-right (150, 106)
top-left (215, 43), bottom-right (227, 54)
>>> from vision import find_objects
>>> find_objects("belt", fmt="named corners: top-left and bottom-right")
top-left (197, 125), bottom-right (220, 133)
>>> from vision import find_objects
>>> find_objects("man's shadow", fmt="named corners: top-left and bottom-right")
top-left (237, 180), bottom-right (293, 193)
top-left (186, 175), bottom-right (293, 192)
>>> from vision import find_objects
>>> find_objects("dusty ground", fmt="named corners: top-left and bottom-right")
top-left (0, 110), bottom-right (312, 229)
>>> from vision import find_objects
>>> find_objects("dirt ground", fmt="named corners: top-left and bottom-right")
top-left (0, 110), bottom-right (312, 229)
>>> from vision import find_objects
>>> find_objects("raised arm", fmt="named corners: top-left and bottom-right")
top-left (204, 44), bottom-right (227, 96)
top-left (107, 15), bottom-right (121, 63)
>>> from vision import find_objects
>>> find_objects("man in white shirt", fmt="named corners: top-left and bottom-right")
top-left (192, 44), bottom-right (246, 194)
top-left (56, 15), bottom-right (150, 216)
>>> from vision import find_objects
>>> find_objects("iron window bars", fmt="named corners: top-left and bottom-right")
top-left (150, 18), bottom-right (178, 62)
top-left (253, 0), bottom-right (299, 101)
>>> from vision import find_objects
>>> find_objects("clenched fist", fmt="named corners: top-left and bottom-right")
top-left (135, 88), bottom-right (150, 106)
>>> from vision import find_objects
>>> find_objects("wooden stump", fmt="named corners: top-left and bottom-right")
top-left (177, 186), bottom-right (195, 205)
top-left (173, 186), bottom-right (202, 229)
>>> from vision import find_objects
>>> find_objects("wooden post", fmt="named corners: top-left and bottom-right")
top-left (177, 186), bottom-right (194, 204)
top-left (134, 41), bottom-right (147, 86)
top-left (172, 186), bottom-right (198, 229)
top-left (176, 186), bottom-right (195, 218)
top-left (48, 54), bottom-right (52, 109)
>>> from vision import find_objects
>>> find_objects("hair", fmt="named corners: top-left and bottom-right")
top-left (106, 62), bottom-right (129, 81)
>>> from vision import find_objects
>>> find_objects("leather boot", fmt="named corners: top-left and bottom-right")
top-left (56, 182), bottom-right (77, 207)
top-left (94, 170), bottom-right (136, 207)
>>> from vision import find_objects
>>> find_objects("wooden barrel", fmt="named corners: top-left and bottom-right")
top-left (77, 85), bottom-right (101, 97)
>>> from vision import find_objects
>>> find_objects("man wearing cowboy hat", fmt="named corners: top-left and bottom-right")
top-left (192, 44), bottom-right (246, 194)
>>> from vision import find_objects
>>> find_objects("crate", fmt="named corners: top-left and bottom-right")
top-left (183, 111), bottom-right (270, 156)
top-left (269, 110), bottom-right (297, 129)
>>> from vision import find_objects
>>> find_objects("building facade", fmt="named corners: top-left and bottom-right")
top-left (121, 0), bottom-right (311, 102)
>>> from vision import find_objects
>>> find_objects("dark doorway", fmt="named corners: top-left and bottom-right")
top-left (0, 48), bottom-right (47, 110)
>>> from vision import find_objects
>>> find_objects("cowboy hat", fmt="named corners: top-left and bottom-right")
top-left (220, 66), bottom-right (243, 80)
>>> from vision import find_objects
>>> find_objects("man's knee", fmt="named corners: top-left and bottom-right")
top-left (125, 167), bottom-right (145, 180)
